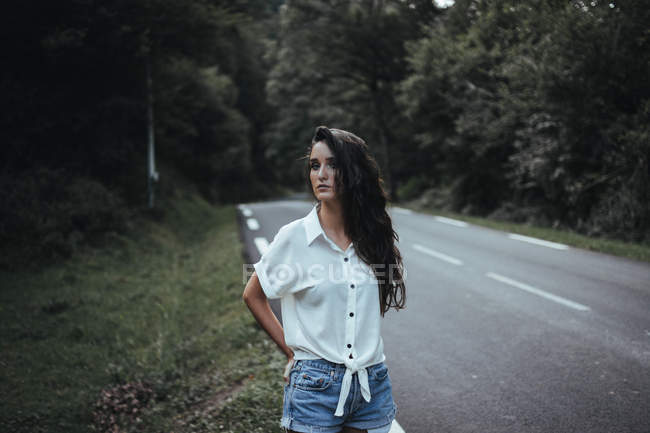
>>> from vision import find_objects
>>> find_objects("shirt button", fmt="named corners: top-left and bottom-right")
top-left (344, 257), bottom-right (349, 262)
top-left (349, 312), bottom-right (354, 317)
top-left (350, 284), bottom-right (355, 288)
top-left (349, 354), bottom-right (353, 359)
top-left (347, 344), bottom-right (352, 348)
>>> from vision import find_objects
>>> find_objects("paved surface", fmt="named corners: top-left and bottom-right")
top-left (238, 199), bottom-right (650, 433)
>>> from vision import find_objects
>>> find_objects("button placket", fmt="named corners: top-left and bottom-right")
top-left (345, 254), bottom-right (357, 362)
top-left (343, 251), bottom-right (357, 359)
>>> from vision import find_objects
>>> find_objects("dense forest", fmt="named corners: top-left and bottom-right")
top-left (1, 0), bottom-right (648, 266)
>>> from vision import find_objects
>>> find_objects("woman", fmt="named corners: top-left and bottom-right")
top-left (242, 126), bottom-right (406, 433)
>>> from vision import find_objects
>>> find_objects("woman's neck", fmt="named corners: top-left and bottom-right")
top-left (318, 200), bottom-right (346, 238)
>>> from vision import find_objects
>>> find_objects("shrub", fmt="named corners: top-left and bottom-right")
top-left (0, 167), bottom-right (130, 266)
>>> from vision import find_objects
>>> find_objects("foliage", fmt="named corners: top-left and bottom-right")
top-left (397, 174), bottom-right (431, 201)
top-left (263, 0), bottom-right (442, 195)
top-left (0, 192), bottom-right (278, 432)
top-left (398, 0), bottom-right (649, 241)
top-left (0, 168), bottom-right (131, 267)
top-left (1, 0), bottom-right (648, 260)
top-left (0, 0), bottom-right (282, 262)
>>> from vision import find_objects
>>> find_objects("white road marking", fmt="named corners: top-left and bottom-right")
top-left (389, 420), bottom-right (406, 433)
top-left (237, 204), bottom-right (253, 216)
top-left (434, 216), bottom-right (468, 227)
top-left (486, 272), bottom-right (590, 311)
top-left (254, 237), bottom-right (269, 255)
top-left (246, 218), bottom-right (260, 230)
top-left (508, 233), bottom-right (568, 250)
top-left (391, 207), bottom-right (413, 215)
top-left (413, 243), bottom-right (463, 266)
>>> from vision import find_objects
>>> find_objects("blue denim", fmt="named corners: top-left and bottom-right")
top-left (281, 359), bottom-right (397, 433)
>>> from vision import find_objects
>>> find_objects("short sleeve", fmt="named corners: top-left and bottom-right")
top-left (253, 224), bottom-right (312, 299)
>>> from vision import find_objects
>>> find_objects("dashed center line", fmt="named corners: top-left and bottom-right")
top-left (508, 233), bottom-right (568, 250)
top-left (413, 243), bottom-right (463, 266)
top-left (246, 218), bottom-right (260, 230)
top-left (434, 216), bottom-right (468, 227)
top-left (486, 272), bottom-right (590, 311)
top-left (237, 204), bottom-right (253, 217)
top-left (254, 237), bottom-right (269, 255)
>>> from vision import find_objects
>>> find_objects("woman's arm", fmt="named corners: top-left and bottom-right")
top-left (242, 272), bottom-right (294, 378)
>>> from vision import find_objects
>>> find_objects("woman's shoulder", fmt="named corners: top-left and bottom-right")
top-left (278, 217), bottom-right (304, 235)
top-left (271, 212), bottom-right (309, 245)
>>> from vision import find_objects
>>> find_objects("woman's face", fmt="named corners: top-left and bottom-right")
top-left (309, 140), bottom-right (338, 202)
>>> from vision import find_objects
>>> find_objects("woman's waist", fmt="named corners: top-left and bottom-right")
top-left (292, 354), bottom-right (386, 377)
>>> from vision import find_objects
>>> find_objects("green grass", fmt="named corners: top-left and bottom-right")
top-left (0, 191), bottom-right (286, 432)
top-left (396, 202), bottom-right (650, 263)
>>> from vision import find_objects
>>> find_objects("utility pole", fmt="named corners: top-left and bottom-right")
top-left (146, 53), bottom-right (159, 208)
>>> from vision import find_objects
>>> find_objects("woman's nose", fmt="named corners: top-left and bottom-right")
top-left (318, 165), bottom-right (328, 178)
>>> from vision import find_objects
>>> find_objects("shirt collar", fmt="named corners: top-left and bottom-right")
top-left (304, 204), bottom-right (355, 255)
top-left (304, 204), bottom-right (323, 246)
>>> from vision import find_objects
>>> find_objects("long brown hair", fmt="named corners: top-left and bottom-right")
top-left (304, 125), bottom-right (406, 316)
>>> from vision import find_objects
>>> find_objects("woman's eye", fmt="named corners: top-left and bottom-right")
top-left (310, 162), bottom-right (335, 170)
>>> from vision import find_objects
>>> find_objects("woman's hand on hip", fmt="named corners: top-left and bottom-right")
top-left (283, 356), bottom-right (294, 383)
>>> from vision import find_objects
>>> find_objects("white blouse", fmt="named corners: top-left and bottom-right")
top-left (254, 204), bottom-right (385, 417)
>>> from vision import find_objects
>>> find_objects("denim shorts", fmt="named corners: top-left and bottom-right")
top-left (281, 358), bottom-right (397, 433)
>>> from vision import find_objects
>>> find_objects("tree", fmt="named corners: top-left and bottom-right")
top-left (264, 0), bottom-right (441, 198)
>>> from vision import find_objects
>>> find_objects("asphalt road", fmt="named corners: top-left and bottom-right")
top-left (237, 199), bottom-right (650, 433)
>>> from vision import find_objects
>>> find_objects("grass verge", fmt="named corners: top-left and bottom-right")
top-left (0, 191), bottom-right (286, 432)
top-left (396, 202), bottom-right (650, 263)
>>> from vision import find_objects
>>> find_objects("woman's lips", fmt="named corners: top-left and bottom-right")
top-left (317, 185), bottom-right (330, 189)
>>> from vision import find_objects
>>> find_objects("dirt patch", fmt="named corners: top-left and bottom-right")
top-left (173, 375), bottom-right (252, 431)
